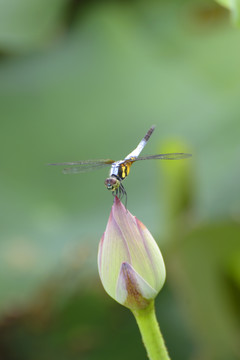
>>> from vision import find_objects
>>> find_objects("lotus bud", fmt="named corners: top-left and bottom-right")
top-left (98, 197), bottom-right (166, 310)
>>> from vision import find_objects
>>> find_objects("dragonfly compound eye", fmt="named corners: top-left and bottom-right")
top-left (104, 177), bottom-right (119, 191)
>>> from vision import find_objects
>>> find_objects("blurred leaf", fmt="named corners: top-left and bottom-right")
top-left (0, 274), bottom-right (192, 360)
top-left (0, 0), bottom-right (68, 51)
top-left (156, 140), bottom-right (194, 236)
top-left (167, 223), bottom-right (240, 360)
top-left (0, 277), bottom-right (147, 360)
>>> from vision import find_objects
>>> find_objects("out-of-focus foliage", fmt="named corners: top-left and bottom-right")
top-left (0, 0), bottom-right (69, 51)
top-left (169, 223), bottom-right (240, 360)
top-left (0, 0), bottom-right (240, 359)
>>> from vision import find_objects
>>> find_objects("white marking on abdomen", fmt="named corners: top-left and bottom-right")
top-left (125, 125), bottom-right (155, 160)
top-left (124, 139), bottom-right (147, 160)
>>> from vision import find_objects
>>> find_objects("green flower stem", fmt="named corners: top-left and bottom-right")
top-left (131, 301), bottom-right (171, 360)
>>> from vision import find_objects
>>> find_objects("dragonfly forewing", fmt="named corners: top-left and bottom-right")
top-left (48, 159), bottom-right (115, 174)
top-left (135, 153), bottom-right (192, 162)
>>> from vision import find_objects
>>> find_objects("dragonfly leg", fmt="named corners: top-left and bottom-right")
top-left (111, 182), bottom-right (127, 209)
top-left (119, 183), bottom-right (127, 209)
top-left (112, 187), bottom-right (118, 197)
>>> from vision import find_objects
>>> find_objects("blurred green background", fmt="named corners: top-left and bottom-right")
top-left (0, 0), bottom-right (240, 359)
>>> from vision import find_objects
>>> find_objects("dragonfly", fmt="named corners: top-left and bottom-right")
top-left (49, 126), bottom-right (191, 200)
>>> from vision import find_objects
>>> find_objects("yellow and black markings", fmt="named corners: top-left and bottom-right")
top-left (118, 160), bottom-right (134, 180)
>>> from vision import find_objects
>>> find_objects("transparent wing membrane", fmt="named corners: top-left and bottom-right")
top-left (48, 159), bottom-right (114, 174)
top-left (62, 163), bottom-right (113, 174)
top-left (48, 159), bottom-right (114, 166)
top-left (134, 153), bottom-right (192, 162)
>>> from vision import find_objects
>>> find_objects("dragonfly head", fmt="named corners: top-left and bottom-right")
top-left (104, 176), bottom-right (120, 191)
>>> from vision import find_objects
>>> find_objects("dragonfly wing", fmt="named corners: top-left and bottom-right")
top-left (48, 159), bottom-right (114, 166)
top-left (48, 159), bottom-right (115, 174)
top-left (62, 163), bottom-right (113, 174)
top-left (134, 153), bottom-right (192, 161)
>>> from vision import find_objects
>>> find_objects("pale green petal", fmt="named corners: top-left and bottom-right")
top-left (135, 218), bottom-right (166, 292)
top-left (112, 197), bottom-right (166, 291)
top-left (115, 262), bottom-right (157, 310)
top-left (98, 210), bottom-right (131, 299)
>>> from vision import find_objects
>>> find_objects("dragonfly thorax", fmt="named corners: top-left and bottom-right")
top-left (110, 161), bottom-right (132, 181)
top-left (104, 176), bottom-right (120, 192)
